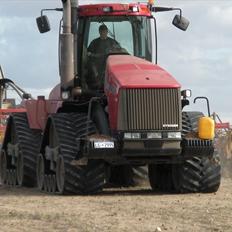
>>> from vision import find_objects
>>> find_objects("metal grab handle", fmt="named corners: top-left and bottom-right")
top-left (194, 96), bottom-right (210, 117)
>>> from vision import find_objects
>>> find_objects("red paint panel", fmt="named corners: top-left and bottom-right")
top-left (25, 99), bottom-right (63, 130)
top-left (79, 4), bottom-right (151, 17)
top-left (106, 55), bottom-right (181, 90)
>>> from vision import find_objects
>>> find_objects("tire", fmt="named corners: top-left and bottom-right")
top-left (173, 111), bottom-right (221, 193)
top-left (200, 153), bottom-right (221, 193)
top-left (172, 157), bottom-right (202, 193)
top-left (42, 113), bottom-right (106, 195)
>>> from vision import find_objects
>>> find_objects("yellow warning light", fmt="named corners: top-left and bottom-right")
top-left (148, 0), bottom-right (155, 5)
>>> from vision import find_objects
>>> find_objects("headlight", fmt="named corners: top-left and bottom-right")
top-left (124, 133), bottom-right (132, 139)
top-left (167, 132), bottom-right (181, 139)
top-left (147, 132), bottom-right (162, 139)
top-left (131, 133), bottom-right (141, 139)
top-left (124, 133), bottom-right (141, 139)
top-left (181, 89), bottom-right (192, 98)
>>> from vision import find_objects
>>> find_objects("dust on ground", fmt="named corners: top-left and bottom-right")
top-left (0, 178), bottom-right (231, 232)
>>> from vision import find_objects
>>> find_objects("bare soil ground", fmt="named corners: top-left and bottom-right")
top-left (0, 178), bottom-right (231, 232)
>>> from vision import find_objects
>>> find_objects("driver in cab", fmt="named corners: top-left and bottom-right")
top-left (86, 25), bottom-right (120, 90)
top-left (88, 24), bottom-right (120, 58)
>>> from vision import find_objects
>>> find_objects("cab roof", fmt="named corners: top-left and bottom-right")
top-left (78, 3), bottom-right (152, 17)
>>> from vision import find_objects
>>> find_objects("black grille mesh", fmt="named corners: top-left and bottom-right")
top-left (117, 88), bottom-right (181, 130)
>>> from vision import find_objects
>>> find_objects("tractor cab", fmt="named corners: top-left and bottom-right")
top-left (78, 10), bottom-right (155, 90)
top-left (36, 2), bottom-right (189, 95)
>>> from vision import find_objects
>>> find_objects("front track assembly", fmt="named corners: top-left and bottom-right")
top-left (37, 113), bottom-right (106, 195)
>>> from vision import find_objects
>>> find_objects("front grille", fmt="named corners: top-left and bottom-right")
top-left (117, 88), bottom-right (181, 130)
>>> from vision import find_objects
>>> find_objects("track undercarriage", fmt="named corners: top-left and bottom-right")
top-left (0, 111), bottom-right (221, 195)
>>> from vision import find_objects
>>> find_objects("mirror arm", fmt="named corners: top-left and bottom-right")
top-left (172, 8), bottom-right (182, 18)
top-left (40, 8), bottom-right (63, 17)
top-left (152, 7), bottom-right (182, 18)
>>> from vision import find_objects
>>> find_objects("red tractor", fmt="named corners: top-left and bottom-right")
top-left (0, 0), bottom-right (221, 194)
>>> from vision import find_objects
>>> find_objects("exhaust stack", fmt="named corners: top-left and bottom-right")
top-left (60, 0), bottom-right (78, 99)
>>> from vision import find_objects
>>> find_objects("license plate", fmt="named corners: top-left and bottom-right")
top-left (94, 141), bottom-right (114, 149)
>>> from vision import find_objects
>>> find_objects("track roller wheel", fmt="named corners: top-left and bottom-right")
top-left (9, 170), bottom-right (14, 186)
top-left (51, 175), bottom-right (56, 193)
top-left (48, 175), bottom-right (54, 193)
top-left (36, 154), bottom-right (45, 191)
top-left (56, 155), bottom-right (65, 194)
top-left (44, 175), bottom-right (48, 192)
top-left (16, 152), bottom-right (24, 186)
top-left (6, 170), bottom-right (11, 185)
top-left (12, 170), bottom-right (17, 186)
top-left (8, 169), bottom-right (14, 186)
top-left (0, 150), bottom-right (7, 184)
top-left (43, 175), bottom-right (56, 194)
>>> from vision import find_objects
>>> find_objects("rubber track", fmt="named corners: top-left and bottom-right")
top-left (10, 113), bottom-right (41, 186)
top-left (51, 113), bottom-right (105, 194)
top-left (175, 112), bottom-right (221, 193)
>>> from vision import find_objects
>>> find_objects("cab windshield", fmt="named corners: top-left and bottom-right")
top-left (78, 16), bottom-right (152, 89)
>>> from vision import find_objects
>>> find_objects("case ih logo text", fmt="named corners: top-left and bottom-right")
top-left (162, 124), bottom-right (179, 128)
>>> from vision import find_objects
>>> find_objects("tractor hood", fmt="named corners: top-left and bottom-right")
top-left (105, 55), bottom-right (181, 92)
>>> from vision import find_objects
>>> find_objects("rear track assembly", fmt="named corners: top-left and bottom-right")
top-left (0, 113), bottom-right (41, 187)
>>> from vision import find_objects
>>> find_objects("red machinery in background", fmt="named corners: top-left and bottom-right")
top-left (0, 66), bottom-right (31, 143)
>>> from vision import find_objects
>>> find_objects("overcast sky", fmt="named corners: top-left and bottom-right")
top-left (0, 0), bottom-right (231, 123)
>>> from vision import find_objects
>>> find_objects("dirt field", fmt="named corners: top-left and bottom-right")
top-left (0, 178), bottom-right (231, 232)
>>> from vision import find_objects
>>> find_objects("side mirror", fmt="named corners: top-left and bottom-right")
top-left (172, 15), bottom-right (189, 31)
top-left (36, 15), bottom-right (51, 33)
